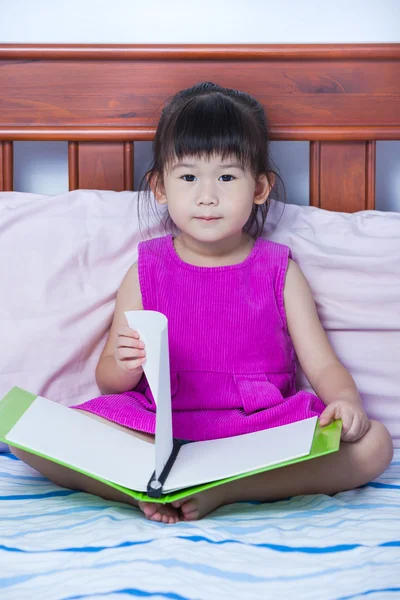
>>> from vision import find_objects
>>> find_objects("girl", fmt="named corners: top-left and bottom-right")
top-left (12, 82), bottom-right (393, 524)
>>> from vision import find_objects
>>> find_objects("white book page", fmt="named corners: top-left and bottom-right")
top-left (125, 310), bottom-right (173, 482)
top-left (6, 397), bottom-right (154, 492)
top-left (164, 417), bottom-right (317, 492)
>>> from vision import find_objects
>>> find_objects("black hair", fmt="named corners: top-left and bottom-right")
top-left (137, 81), bottom-right (285, 238)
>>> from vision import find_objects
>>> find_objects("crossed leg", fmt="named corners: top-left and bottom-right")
top-left (10, 417), bottom-right (394, 523)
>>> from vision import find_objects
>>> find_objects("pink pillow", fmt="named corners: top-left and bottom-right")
top-left (0, 191), bottom-right (399, 450)
top-left (0, 191), bottom-right (161, 410)
top-left (266, 201), bottom-right (400, 446)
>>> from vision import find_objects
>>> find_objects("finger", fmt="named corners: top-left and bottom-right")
top-left (117, 325), bottom-right (141, 339)
top-left (346, 416), bottom-right (370, 442)
top-left (319, 405), bottom-right (336, 426)
top-left (362, 417), bottom-right (371, 437)
top-left (340, 411), bottom-right (355, 440)
top-left (117, 336), bottom-right (145, 350)
top-left (121, 358), bottom-right (146, 370)
top-left (341, 413), bottom-right (359, 441)
top-left (116, 347), bottom-right (145, 361)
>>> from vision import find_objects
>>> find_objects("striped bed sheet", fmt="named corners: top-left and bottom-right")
top-left (0, 451), bottom-right (399, 600)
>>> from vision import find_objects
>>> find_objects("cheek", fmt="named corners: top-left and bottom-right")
top-left (225, 196), bottom-right (254, 221)
top-left (167, 201), bottom-right (190, 225)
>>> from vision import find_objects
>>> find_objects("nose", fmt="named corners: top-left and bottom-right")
top-left (196, 181), bottom-right (219, 206)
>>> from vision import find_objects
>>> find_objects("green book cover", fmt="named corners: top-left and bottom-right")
top-left (0, 386), bottom-right (341, 505)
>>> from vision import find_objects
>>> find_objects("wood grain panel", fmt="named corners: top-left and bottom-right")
top-left (68, 142), bottom-right (133, 191)
top-left (310, 141), bottom-right (375, 212)
top-left (0, 142), bottom-right (13, 191)
top-left (0, 49), bottom-right (399, 138)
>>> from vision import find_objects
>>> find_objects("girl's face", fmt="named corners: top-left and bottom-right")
top-left (153, 154), bottom-right (271, 245)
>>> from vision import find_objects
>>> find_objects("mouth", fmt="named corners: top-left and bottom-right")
top-left (195, 217), bottom-right (221, 222)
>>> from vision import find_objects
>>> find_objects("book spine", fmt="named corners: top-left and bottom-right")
top-left (146, 438), bottom-right (183, 498)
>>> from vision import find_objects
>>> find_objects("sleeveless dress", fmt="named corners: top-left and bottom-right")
top-left (73, 234), bottom-right (325, 441)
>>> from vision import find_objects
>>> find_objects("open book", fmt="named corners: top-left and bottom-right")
top-left (0, 311), bottom-right (341, 504)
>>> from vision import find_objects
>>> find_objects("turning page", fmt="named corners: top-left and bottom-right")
top-left (125, 310), bottom-right (174, 485)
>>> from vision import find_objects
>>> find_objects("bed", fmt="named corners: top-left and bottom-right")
top-left (0, 44), bottom-right (400, 599)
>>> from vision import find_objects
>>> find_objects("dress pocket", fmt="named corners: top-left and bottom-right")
top-left (234, 373), bottom-right (285, 415)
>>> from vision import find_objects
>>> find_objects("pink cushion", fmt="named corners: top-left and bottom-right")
top-left (0, 191), bottom-right (161, 410)
top-left (0, 191), bottom-right (399, 450)
top-left (266, 201), bottom-right (400, 446)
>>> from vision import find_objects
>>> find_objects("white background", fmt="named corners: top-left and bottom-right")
top-left (2, 0), bottom-right (400, 209)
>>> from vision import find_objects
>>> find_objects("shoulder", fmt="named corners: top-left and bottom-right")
top-left (117, 261), bottom-right (142, 308)
top-left (258, 238), bottom-right (290, 253)
top-left (257, 238), bottom-right (291, 262)
top-left (283, 259), bottom-right (316, 320)
top-left (284, 259), bottom-right (310, 295)
top-left (256, 239), bottom-right (292, 289)
top-left (120, 260), bottom-right (140, 288)
top-left (138, 234), bottom-right (171, 254)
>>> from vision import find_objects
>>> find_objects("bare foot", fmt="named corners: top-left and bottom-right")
top-left (138, 501), bottom-right (180, 524)
top-left (171, 486), bottom-right (229, 521)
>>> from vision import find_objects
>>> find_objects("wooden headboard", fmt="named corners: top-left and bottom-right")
top-left (1, 44), bottom-right (399, 212)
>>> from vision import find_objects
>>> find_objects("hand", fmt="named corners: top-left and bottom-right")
top-left (319, 400), bottom-right (370, 442)
top-left (114, 325), bottom-right (146, 374)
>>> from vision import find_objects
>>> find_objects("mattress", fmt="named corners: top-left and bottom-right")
top-left (0, 451), bottom-right (399, 600)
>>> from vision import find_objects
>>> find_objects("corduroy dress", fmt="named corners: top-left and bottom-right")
top-left (73, 234), bottom-right (325, 440)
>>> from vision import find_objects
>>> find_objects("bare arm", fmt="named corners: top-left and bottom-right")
top-left (283, 259), bottom-right (362, 407)
top-left (95, 262), bottom-right (145, 395)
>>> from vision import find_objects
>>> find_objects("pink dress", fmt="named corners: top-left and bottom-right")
top-left (73, 234), bottom-right (325, 441)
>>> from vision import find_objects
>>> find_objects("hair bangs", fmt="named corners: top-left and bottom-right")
top-left (162, 94), bottom-right (258, 173)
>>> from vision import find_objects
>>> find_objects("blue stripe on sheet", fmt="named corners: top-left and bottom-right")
top-left (64, 590), bottom-right (191, 600)
top-left (337, 589), bottom-right (400, 599)
top-left (0, 449), bottom-right (399, 600)
top-left (1, 537), bottom-right (400, 554)
top-left (364, 482), bottom-right (400, 489)
top-left (0, 490), bottom-right (77, 500)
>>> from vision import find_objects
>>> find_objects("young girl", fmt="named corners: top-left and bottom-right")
top-left (12, 82), bottom-right (393, 524)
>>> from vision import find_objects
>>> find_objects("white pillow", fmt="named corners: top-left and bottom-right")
top-left (0, 190), bottom-right (162, 451)
top-left (0, 191), bottom-right (399, 451)
top-left (266, 201), bottom-right (400, 445)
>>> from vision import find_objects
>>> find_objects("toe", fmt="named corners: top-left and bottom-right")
top-left (139, 502), bottom-right (157, 518)
top-left (181, 500), bottom-right (197, 515)
top-left (139, 501), bottom-right (181, 524)
top-left (182, 508), bottom-right (200, 521)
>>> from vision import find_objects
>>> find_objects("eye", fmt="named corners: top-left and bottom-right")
top-left (219, 175), bottom-right (235, 182)
top-left (181, 175), bottom-right (196, 182)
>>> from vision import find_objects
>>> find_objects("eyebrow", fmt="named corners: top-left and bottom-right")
top-left (171, 162), bottom-right (244, 171)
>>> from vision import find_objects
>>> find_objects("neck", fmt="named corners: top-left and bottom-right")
top-left (173, 233), bottom-right (254, 267)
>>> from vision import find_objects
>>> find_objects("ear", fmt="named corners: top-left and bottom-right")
top-left (148, 172), bottom-right (167, 205)
top-left (253, 173), bottom-right (274, 205)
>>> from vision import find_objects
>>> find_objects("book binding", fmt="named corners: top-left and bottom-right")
top-left (146, 438), bottom-right (183, 498)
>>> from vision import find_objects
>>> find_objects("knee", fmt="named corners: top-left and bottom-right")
top-left (361, 420), bottom-right (394, 480)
